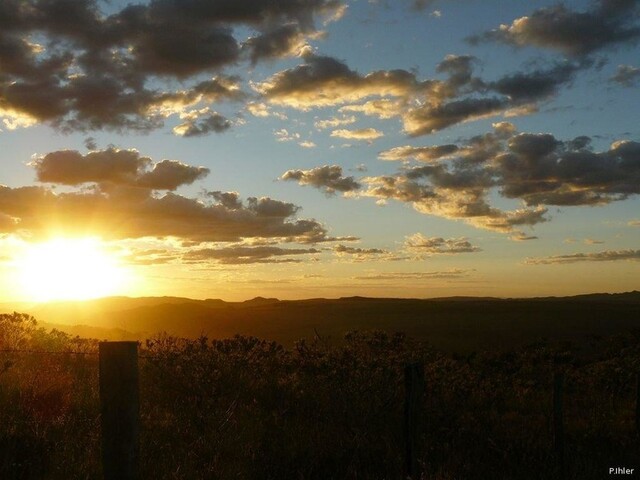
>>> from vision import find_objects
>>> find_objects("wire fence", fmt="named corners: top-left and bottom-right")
top-left (2, 326), bottom-right (640, 479)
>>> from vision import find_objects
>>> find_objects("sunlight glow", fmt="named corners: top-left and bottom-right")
top-left (16, 238), bottom-right (130, 302)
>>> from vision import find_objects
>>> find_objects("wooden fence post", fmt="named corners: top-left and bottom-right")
top-left (636, 372), bottom-right (640, 436)
top-left (99, 341), bottom-right (140, 480)
top-left (404, 362), bottom-right (424, 479)
top-left (553, 372), bottom-right (565, 475)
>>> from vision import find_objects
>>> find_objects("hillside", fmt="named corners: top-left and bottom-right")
top-left (3, 292), bottom-right (639, 352)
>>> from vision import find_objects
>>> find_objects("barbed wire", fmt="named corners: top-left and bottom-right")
top-left (0, 348), bottom-right (157, 359)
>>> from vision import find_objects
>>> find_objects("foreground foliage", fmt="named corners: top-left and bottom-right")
top-left (1, 312), bottom-right (639, 479)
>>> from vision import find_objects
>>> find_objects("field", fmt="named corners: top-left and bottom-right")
top-left (1, 293), bottom-right (640, 479)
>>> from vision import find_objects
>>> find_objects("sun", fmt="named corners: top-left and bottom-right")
top-left (16, 238), bottom-right (130, 302)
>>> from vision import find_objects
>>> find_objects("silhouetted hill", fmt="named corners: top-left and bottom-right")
top-left (242, 296), bottom-right (280, 306)
top-left (7, 291), bottom-right (639, 353)
top-left (527, 291), bottom-right (640, 303)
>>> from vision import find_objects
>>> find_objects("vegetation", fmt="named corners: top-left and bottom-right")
top-left (1, 311), bottom-right (639, 479)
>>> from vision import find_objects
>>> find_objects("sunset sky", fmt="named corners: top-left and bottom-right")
top-left (1, 0), bottom-right (639, 302)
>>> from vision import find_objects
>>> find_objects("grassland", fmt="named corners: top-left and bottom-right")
top-left (1, 293), bottom-right (639, 478)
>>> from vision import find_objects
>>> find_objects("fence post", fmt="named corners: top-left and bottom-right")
top-left (636, 372), bottom-right (640, 436)
top-left (553, 372), bottom-right (565, 475)
top-left (404, 362), bottom-right (424, 479)
top-left (99, 341), bottom-right (140, 480)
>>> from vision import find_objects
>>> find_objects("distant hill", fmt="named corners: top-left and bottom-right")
top-left (4, 292), bottom-right (640, 352)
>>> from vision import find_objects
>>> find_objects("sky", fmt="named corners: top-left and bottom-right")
top-left (0, 0), bottom-right (639, 302)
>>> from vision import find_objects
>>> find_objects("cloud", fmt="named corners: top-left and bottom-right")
top-left (330, 128), bottom-right (383, 140)
top-left (629, 220), bottom-right (640, 227)
top-left (526, 249), bottom-right (640, 265)
top-left (173, 111), bottom-right (233, 137)
top-left (468, 0), bottom-right (640, 56)
top-left (289, 124), bottom-right (640, 234)
top-left (243, 24), bottom-right (309, 64)
top-left (0, 186), bottom-right (333, 243)
top-left (137, 160), bottom-right (211, 191)
top-left (584, 238), bottom-right (605, 245)
top-left (402, 97), bottom-right (507, 136)
top-left (610, 64), bottom-right (640, 87)
top-left (183, 245), bottom-right (320, 264)
top-left (353, 269), bottom-right (472, 280)
top-left (488, 62), bottom-right (582, 103)
top-left (0, 0), bottom-right (341, 133)
top-left (379, 144), bottom-right (459, 162)
top-left (281, 165), bottom-right (361, 195)
top-left (509, 232), bottom-right (538, 242)
top-left (31, 148), bottom-right (209, 191)
top-left (402, 61), bottom-right (583, 136)
top-left (354, 172), bottom-right (548, 233)
top-left (404, 233), bottom-right (481, 254)
top-left (315, 115), bottom-right (357, 129)
top-left (255, 53), bottom-right (430, 109)
top-left (497, 137), bottom-right (640, 206)
top-left (258, 52), bottom-right (581, 136)
top-left (121, 248), bottom-right (180, 266)
top-left (207, 191), bottom-right (243, 210)
top-left (339, 100), bottom-right (404, 119)
top-left (84, 137), bottom-right (98, 150)
top-left (246, 102), bottom-right (271, 118)
top-left (2, 152), bottom-right (345, 244)
top-left (274, 129), bottom-right (301, 142)
top-left (435, 54), bottom-right (480, 92)
top-left (333, 244), bottom-right (388, 261)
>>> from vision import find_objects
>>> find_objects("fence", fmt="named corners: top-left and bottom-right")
top-left (1, 341), bottom-right (640, 479)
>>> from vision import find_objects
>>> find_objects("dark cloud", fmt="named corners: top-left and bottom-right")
top-left (435, 54), bottom-right (482, 93)
top-left (173, 112), bottom-right (233, 137)
top-left (259, 52), bottom-right (582, 136)
top-left (0, 185), bottom-right (334, 243)
top-left (32, 148), bottom-right (209, 191)
top-left (207, 191), bottom-right (243, 210)
top-left (84, 137), bottom-right (98, 151)
top-left (526, 249), bottom-right (640, 264)
top-left (0, 0), bottom-right (341, 133)
top-left (404, 233), bottom-right (481, 254)
top-left (256, 53), bottom-right (432, 109)
top-left (403, 61), bottom-right (584, 136)
top-left (136, 160), bottom-right (210, 190)
top-left (509, 232), bottom-right (539, 242)
top-left (403, 97), bottom-right (507, 136)
top-left (285, 124), bottom-right (640, 234)
top-left (244, 24), bottom-right (308, 64)
top-left (246, 197), bottom-right (301, 218)
top-left (2, 151), bottom-right (346, 244)
top-left (497, 137), bottom-right (640, 206)
top-left (281, 165), bottom-right (361, 195)
top-left (610, 64), bottom-right (640, 87)
top-left (333, 244), bottom-right (387, 255)
top-left (468, 0), bottom-right (640, 56)
top-left (488, 62), bottom-right (582, 103)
